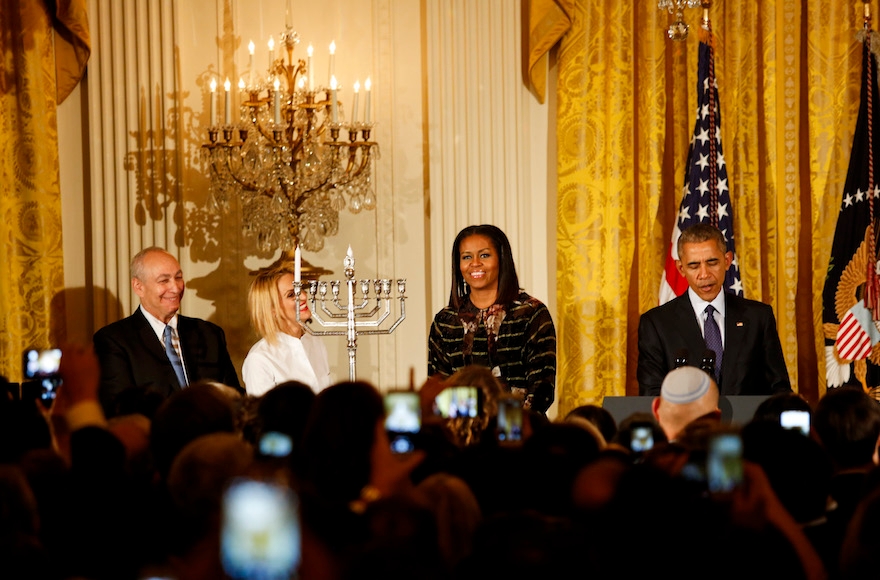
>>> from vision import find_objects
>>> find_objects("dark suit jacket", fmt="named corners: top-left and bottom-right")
top-left (94, 307), bottom-right (242, 415)
top-left (637, 292), bottom-right (791, 396)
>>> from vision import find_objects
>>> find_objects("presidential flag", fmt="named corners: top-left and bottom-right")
top-left (822, 29), bottom-right (880, 393)
top-left (658, 28), bottom-right (743, 305)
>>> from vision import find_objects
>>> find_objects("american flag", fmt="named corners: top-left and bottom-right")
top-left (658, 32), bottom-right (743, 305)
top-left (822, 29), bottom-right (880, 391)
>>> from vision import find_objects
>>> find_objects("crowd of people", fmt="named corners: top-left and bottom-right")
top-left (2, 347), bottom-right (880, 580)
top-left (6, 222), bottom-right (877, 579)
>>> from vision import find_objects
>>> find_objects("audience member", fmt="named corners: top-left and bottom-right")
top-left (811, 385), bottom-right (880, 575)
top-left (242, 265), bottom-right (331, 396)
top-left (428, 224), bottom-right (557, 413)
top-left (414, 472), bottom-right (483, 573)
top-left (93, 246), bottom-right (242, 417)
top-left (752, 390), bottom-right (812, 424)
top-left (565, 403), bottom-right (618, 445)
top-left (612, 411), bottom-right (667, 460)
top-left (651, 365), bottom-right (721, 442)
top-left (741, 418), bottom-right (836, 572)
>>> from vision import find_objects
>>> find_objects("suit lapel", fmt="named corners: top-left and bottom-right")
top-left (133, 308), bottom-right (168, 360)
top-left (672, 294), bottom-right (706, 361)
top-left (176, 316), bottom-right (200, 382)
top-left (721, 293), bottom-right (746, 389)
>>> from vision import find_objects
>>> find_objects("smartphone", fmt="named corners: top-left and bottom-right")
top-left (630, 424), bottom-right (655, 453)
top-left (433, 386), bottom-right (481, 418)
top-left (780, 409), bottom-right (810, 436)
top-left (706, 432), bottom-right (744, 494)
top-left (22, 348), bottom-right (62, 409)
top-left (220, 477), bottom-right (301, 580)
top-left (496, 396), bottom-right (524, 445)
top-left (383, 391), bottom-right (421, 454)
top-left (258, 431), bottom-right (293, 458)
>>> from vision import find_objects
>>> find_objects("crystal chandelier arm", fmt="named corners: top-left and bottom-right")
top-left (208, 145), bottom-right (268, 192)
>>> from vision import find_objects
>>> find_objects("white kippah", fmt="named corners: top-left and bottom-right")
top-left (660, 366), bottom-right (712, 404)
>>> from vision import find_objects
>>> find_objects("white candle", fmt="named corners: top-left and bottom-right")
top-left (286, 0), bottom-right (292, 28)
top-left (248, 40), bottom-right (255, 83)
top-left (346, 246), bottom-right (354, 305)
top-left (274, 79), bottom-right (281, 125)
top-left (294, 245), bottom-right (302, 283)
top-left (209, 78), bottom-right (216, 124)
top-left (298, 76), bottom-right (305, 90)
top-left (238, 78), bottom-right (245, 108)
top-left (268, 36), bottom-right (275, 69)
top-left (330, 76), bottom-right (338, 123)
top-left (364, 77), bottom-right (372, 123)
top-left (307, 44), bottom-right (314, 90)
top-left (351, 80), bottom-right (359, 124)
top-left (224, 77), bottom-right (231, 125)
top-left (328, 41), bottom-right (336, 86)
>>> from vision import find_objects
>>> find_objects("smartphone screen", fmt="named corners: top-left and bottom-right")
top-left (496, 396), bottom-right (524, 445)
top-left (220, 478), bottom-right (301, 580)
top-left (706, 432), bottom-right (743, 494)
top-left (433, 386), bottom-right (481, 418)
top-left (22, 349), bottom-right (62, 409)
top-left (630, 425), bottom-right (654, 453)
top-left (384, 391), bottom-right (421, 454)
top-left (780, 410), bottom-right (810, 436)
top-left (258, 431), bottom-right (293, 458)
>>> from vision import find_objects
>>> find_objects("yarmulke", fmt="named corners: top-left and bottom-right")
top-left (661, 366), bottom-right (713, 404)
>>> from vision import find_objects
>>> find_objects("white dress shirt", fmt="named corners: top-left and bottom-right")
top-left (242, 332), bottom-right (332, 396)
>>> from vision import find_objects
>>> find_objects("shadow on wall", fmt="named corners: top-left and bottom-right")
top-left (50, 286), bottom-right (122, 347)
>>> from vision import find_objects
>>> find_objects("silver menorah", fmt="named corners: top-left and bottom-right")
top-left (293, 246), bottom-right (406, 380)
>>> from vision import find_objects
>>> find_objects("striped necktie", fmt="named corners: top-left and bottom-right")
top-left (163, 325), bottom-right (187, 387)
top-left (703, 305), bottom-right (723, 382)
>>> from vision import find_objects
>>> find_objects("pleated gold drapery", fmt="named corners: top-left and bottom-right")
top-left (0, 0), bottom-right (90, 382)
top-left (531, 0), bottom-right (860, 415)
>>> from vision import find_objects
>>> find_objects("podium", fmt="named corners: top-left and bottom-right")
top-left (601, 395), bottom-right (769, 426)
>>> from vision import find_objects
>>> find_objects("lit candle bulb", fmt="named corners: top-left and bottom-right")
top-left (274, 78), bottom-right (281, 125)
top-left (328, 41), bottom-right (336, 85)
top-left (307, 44), bottom-right (314, 90)
top-left (294, 245), bottom-right (301, 283)
top-left (364, 77), bottom-right (372, 123)
top-left (329, 75), bottom-right (338, 123)
top-left (268, 36), bottom-right (275, 69)
top-left (351, 80), bottom-right (359, 125)
top-left (224, 77), bottom-right (231, 125)
top-left (209, 77), bottom-right (216, 124)
top-left (248, 40), bottom-right (254, 76)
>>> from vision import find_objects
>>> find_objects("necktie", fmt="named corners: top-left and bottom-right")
top-left (163, 325), bottom-right (187, 388)
top-left (703, 305), bottom-right (723, 382)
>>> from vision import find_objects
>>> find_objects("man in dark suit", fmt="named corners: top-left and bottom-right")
top-left (94, 246), bottom-right (242, 417)
top-left (637, 223), bottom-right (791, 396)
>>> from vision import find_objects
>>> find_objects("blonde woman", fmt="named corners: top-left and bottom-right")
top-left (242, 266), bottom-right (331, 396)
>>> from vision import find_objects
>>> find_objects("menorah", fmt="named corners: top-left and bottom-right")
top-left (293, 246), bottom-right (406, 380)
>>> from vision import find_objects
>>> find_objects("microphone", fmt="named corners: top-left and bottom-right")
top-left (700, 349), bottom-right (717, 380)
top-left (674, 349), bottom-right (688, 369)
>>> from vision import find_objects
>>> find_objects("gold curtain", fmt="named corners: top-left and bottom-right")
top-left (0, 0), bottom-right (90, 382)
top-left (530, 0), bottom-right (860, 415)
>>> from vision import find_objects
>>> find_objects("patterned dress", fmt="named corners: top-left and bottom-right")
top-left (428, 291), bottom-right (557, 412)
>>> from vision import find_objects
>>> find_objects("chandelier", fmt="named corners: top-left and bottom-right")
top-left (201, 21), bottom-right (379, 254)
top-left (657, 0), bottom-right (703, 40)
